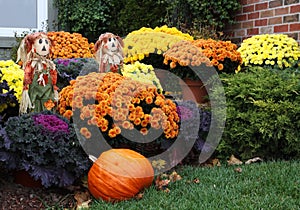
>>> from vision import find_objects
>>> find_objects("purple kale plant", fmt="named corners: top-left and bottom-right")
top-left (176, 100), bottom-right (212, 153)
top-left (0, 111), bottom-right (91, 188)
top-left (32, 113), bottom-right (69, 134)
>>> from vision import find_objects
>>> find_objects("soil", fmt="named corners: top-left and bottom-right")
top-left (0, 166), bottom-right (89, 210)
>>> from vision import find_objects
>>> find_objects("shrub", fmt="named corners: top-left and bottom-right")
top-left (165, 0), bottom-right (241, 32)
top-left (117, 0), bottom-right (168, 36)
top-left (53, 0), bottom-right (113, 41)
top-left (215, 66), bottom-right (300, 160)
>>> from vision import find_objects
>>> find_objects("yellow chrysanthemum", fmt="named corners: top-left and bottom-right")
top-left (121, 61), bottom-right (163, 92)
top-left (238, 34), bottom-right (300, 69)
top-left (123, 26), bottom-right (193, 63)
top-left (0, 60), bottom-right (24, 104)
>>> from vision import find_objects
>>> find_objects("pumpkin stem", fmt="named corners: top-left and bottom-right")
top-left (89, 155), bottom-right (97, 162)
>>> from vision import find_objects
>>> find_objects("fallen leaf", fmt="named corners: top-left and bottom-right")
top-left (135, 192), bottom-right (144, 200)
top-left (77, 200), bottom-right (91, 210)
top-left (234, 167), bottom-right (243, 173)
top-left (245, 157), bottom-right (263, 164)
top-left (200, 158), bottom-right (221, 167)
top-left (193, 178), bottom-right (200, 184)
top-left (227, 155), bottom-right (243, 165)
top-left (169, 171), bottom-right (182, 182)
top-left (212, 158), bottom-right (221, 167)
top-left (74, 190), bottom-right (91, 209)
top-left (155, 175), bottom-right (170, 191)
top-left (163, 188), bottom-right (170, 193)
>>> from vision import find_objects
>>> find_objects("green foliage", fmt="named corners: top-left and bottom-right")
top-left (215, 66), bottom-right (300, 160)
top-left (117, 0), bottom-right (168, 36)
top-left (165, 0), bottom-right (241, 32)
top-left (53, 0), bottom-right (167, 39)
top-left (53, 0), bottom-right (114, 41)
top-left (53, 0), bottom-right (239, 39)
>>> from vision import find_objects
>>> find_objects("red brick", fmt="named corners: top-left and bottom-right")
top-left (268, 17), bottom-right (283, 25)
top-left (243, 5), bottom-right (254, 13)
top-left (236, 14), bottom-right (247, 21)
top-left (269, 0), bottom-right (283, 8)
top-left (248, 12), bottom-right (260, 19)
top-left (275, 7), bottom-right (289, 15)
top-left (242, 21), bottom-right (254, 28)
top-left (255, 2), bottom-right (268, 10)
top-left (255, 19), bottom-right (268, 26)
top-left (283, 14), bottom-right (299, 23)
top-left (261, 10), bottom-right (274, 18)
top-left (248, 0), bottom-right (260, 4)
top-left (291, 5), bottom-right (300, 13)
top-left (247, 28), bottom-right (259, 35)
top-left (274, 24), bottom-right (289, 32)
top-left (290, 23), bottom-right (300, 31)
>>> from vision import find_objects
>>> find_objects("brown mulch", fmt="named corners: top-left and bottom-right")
top-left (0, 167), bottom-right (88, 210)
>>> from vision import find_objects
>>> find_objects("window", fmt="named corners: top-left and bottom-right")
top-left (0, 0), bottom-right (48, 37)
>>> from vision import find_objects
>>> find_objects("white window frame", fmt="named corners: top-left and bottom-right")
top-left (0, 0), bottom-right (48, 37)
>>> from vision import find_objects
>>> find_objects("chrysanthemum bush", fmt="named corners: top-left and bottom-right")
top-left (58, 72), bottom-right (180, 156)
top-left (237, 34), bottom-right (300, 69)
top-left (0, 111), bottom-right (91, 188)
top-left (123, 25), bottom-right (193, 63)
top-left (192, 39), bottom-right (242, 73)
top-left (47, 31), bottom-right (95, 59)
top-left (0, 60), bottom-right (23, 113)
top-left (121, 61), bottom-right (163, 92)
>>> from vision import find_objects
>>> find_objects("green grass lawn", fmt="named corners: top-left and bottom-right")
top-left (89, 160), bottom-right (300, 210)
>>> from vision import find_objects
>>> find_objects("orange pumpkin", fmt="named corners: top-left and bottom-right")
top-left (88, 149), bottom-right (154, 201)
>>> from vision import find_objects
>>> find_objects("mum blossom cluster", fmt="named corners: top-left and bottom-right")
top-left (237, 34), bottom-right (300, 69)
top-left (58, 72), bottom-right (179, 140)
top-left (121, 61), bottom-right (163, 92)
top-left (47, 31), bottom-right (94, 59)
top-left (0, 60), bottom-right (24, 103)
top-left (192, 39), bottom-right (242, 73)
top-left (163, 40), bottom-right (212, 68)
top-left (123, 26), bottom-right (193, 63)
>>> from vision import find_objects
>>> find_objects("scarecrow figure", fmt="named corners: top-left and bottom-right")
top-left (94, 32), bottom-right (124, 73)
top-left (17, 32), bottom-right (58, 114)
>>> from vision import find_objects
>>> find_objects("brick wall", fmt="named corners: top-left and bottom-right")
top-left (225, 0), bottom-right (300, 44)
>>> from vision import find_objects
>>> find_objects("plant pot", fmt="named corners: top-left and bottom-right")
top-left (179, 79), bottom-right (208, 103)
top-left (13, 170), bottom-right (42, 188)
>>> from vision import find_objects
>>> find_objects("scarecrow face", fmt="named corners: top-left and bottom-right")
top-left (105, 37), bottom-right (119, 52)
top-left (33, 36), bottom-right (50, 56)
